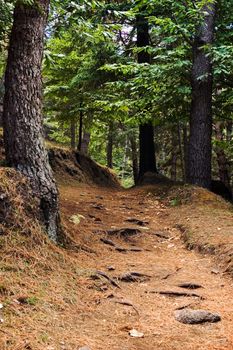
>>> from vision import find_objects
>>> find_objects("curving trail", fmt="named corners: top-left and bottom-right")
top-left (60, 184), bottom-right (233, 350)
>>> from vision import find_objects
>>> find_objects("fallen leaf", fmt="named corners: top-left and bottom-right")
top-left (69, 214), bottom-right (85, 225)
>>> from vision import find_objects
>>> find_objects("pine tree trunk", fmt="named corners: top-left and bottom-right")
top-left (3, 1), bottom-right (62, 242)
top-left (70, 119), bottom-right (76, 149)
top-left (171, 131), bottom-right (177, 181)
top-left (139, 123), bottom-right (157, 177)
top-left (77, 106), bottom-right (83, 152)
top-left (136, 13), bottom-right (156, 179)
top-left (183, 125), bottom-right (189, 182)
top-left (177, 123), bottom-right (185, 182)
top-left (187, 3), bottom-right (216, 189)
top-left (129, 136), bottom-right (138, 184)
top-left (107, 122), bottom-right (114, 168)
top-left (215, 122), bottom-right (231, 190)
top-left (80, 131), bottom-right (90, 155)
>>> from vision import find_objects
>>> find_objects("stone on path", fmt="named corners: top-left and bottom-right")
top-left (175, 309), bottom-right (221, 324)
top-left (129, 329), bottom-right (144, 338)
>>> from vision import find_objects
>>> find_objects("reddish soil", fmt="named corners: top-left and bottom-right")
top-left (58, 184), bottom-right (233, 350)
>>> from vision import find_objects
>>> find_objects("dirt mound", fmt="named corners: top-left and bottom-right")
top-left (161, 185), bottom-right (233, 278)
top-left (0, 168), bottom-right (42, 238)
top-left (48, 147), bottom-right (120, 188)
top-left (137, 171), bottom-right (173, 185)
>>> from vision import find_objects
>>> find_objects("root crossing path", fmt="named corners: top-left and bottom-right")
top-left (61, 184), bottom-right (233, 350)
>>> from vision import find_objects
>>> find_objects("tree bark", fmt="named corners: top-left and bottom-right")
top-left (215, 122), bottom-right (231, 190)
top-left (3, 1), bottom-right (62, 242)
top-left (171, 130), bottom-right (177, 181)
top-left (80, 131), bottom-right (91, 155)
top-left (187, 2), bottom-right (216, 189)
top-left (77, 104), bottom-right (83, 152)
top-left (107, 121), bottom-right (114, 168)
top-left (70, 119), bottom-right (76, 149)
top-left (136, 13), bottom-right (157, 179)
top-left (177, 123), bottom-right (185, 182)
top-left (129, 135), bottom-right (138, 184)
top-left (183, 124), bottom-right (189, 182)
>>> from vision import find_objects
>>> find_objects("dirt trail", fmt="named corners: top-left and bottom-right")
top-left (60, 184), bottom-right (233, 350)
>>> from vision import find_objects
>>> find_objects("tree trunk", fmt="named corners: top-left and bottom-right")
top-left (177, 123), bottom-right (185, 182)
top-left (215, 122), bottom-right (231, 190)
top-left (80, 131), bottom-right (90, 155)
top-left (187, 2), bottom-right (216, 189)
top-left (77, 105), bottom-right (83, 152)
top-left (107, 121), bottom-right (114, 168)
top-left (226, 121), bottom-right (232, 142)
top-left (3, 1), bottom-right (62, 242)
top-left (136, 13), bottom-right (156, 179)
top-left (183, 124), bottom-right (189, 182)
top-left (70, 119), bottom-right (76, 149)
top-left (129, 135), bottom-right (138, 184)
top-left (139, 123), bottom-right (157, 177)
top-left (171, 130), bottom-right (177, 181)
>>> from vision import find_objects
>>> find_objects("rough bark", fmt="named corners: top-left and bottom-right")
top-left (177, 124), bottom-right (185, 182)
top-left (80, 131), bottom-right (91, 155)
top-left (70, 119), bottom-right (76, 149)
top-left (107, 121), bottom-right (114, 169)
top-left (214, 122), bottom-right (231, 190)
top-left (3, 1), bottom-right (62, 242)
top-left (77, 106), bottom-right (83, 152)
top-left (129, 136), bottom-right (138, 184)
top-left (171, 131), bottom-right (177, 181)
top-left (183, 125), bottom-right (189, 182)
top-left (136, 13), bottom-right (157, 179)
top-left (187, 2), bottom-right (216, 189)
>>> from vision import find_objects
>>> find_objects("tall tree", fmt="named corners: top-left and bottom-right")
top-left (187, 1), bottom-right (216, 189)
top-left (136, 12), bottom-right (157, 180)
top-left (3, 0), bottom-right (62, 242)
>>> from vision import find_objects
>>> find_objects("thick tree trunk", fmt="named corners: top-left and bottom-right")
top-left (3, 1), bottom-right (62, 242)
top-left (215, 122), bottom-right (231, 190)
top-left (187, 2), bottom-right (216, 189)
top-left (139, 123), bottom-right (157, 177)
top-left (70, 119), bottom-right (76, 149)
top-left (129, 136), bottom-right (138, 184)
top-left (107, 121), bottom-right (114, 168)
top-left (136, 13), bottom-right (156, 179)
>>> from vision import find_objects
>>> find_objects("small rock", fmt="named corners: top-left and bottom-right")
top-left (78, 347), bottom-right (90, 350)
top-left (175, 309), bottom-right (221, 324)
top-left (107, 266), bottom-right (115, 271)
top-left (129, 329), bottom-right (144, 338)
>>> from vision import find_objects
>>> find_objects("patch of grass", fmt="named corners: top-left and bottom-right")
top-left (170, 197), bottom-right (181, 207)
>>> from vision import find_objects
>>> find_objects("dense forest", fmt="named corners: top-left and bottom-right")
top-left (0, 1), bottom-right (233, 349)
top-left (1, 0), bottom-right (233, 194)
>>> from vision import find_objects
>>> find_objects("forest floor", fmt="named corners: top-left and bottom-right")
top-left (1, 179), bottom-right (233, 350)
top-left (58, 183), bottom-right (233, 350)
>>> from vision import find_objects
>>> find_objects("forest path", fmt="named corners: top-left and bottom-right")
top-left (60, 184), bottom-right (233, 350)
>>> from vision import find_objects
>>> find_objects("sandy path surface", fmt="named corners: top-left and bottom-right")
top-left (60, 184), bottom-right (233, 350)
